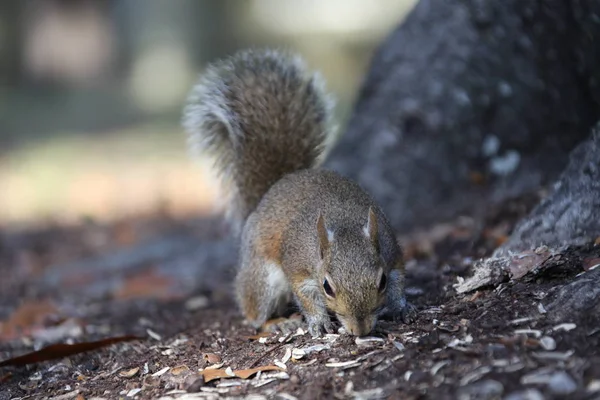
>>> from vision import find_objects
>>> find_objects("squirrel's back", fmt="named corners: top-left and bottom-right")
top-left (183, 49), bottom-right (337, 228)
top-left (248, 169), bottom-right (401, 268)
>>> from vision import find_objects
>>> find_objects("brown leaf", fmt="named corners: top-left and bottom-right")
top-left (583, 257), bottom-right (600, 271)
top-left (246, 332), bottom-right (272, 341)
top-left (0, 372), bottom-right (12, 384)
top-left (494, 235), bottom-right (509, 247)
top-left (0, 300), bottom-right (59, 341)
top-left (201, 365), bottom-right (283, 383)
top-left (467, 291), bottom-right (483, 302)
top-left (113, 221), bottom-right (138, 247)
top-left (119, 367), bottom-right (140, 378)
top-left (171, 365), bottom-right (190, 376)
top-left (113, 268), bottom-right (180, 301)
top-left (469, 171), bottom-right (486, 185)
top-left (507, 250), bottom-right (551, 280)
top-left (203, 353), bottom-right (222, 364)
top-left (0, 335), bottom-right (143, 367)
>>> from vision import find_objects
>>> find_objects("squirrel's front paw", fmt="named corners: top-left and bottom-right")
top-left (397, 302), bottom-right (417, 324)
top-left (306, 315), bottom-right (334, 338)
top-left (381, 297), bottom-right (417, 324)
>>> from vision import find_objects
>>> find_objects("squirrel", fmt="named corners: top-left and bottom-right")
top-left (183, 49), bottom-right (415, 337)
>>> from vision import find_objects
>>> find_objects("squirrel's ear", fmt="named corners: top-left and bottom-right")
top-left (316, 211), bottom-right (332, 260)
top-left (364, 207), bottom-right (379, 252)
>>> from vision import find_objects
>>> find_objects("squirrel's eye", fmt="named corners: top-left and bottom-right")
top-left (378, 273), bottom-right (387, 293)
top-left (323, 279), bottom-right (335, 298)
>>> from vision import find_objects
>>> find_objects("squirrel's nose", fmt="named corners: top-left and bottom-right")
top-left (349, 319), bottom-right (374, 336)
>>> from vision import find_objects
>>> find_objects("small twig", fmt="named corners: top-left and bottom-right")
top-left (247, 342), bottom-right (287, 369)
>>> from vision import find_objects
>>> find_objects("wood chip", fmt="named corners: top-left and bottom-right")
top-left (119, 367), bottom-right (139, 378)
top-left (253, 378), bottom-right (278, 387)
top-left (537, 303), bottom-right (547, 314)
top-left (151, 367), bottom-right (170, 377)
top-left (532, 350), bottom-right (574, 361)
top-left (146, 329), bottom-right (162, 341)
top-left (204, 362), bottom-right (224, 370)
top-left (325, 360), bottom-right (361, 369)
top-left (126, 388), bottom-right (142, 397)
top-left (552, 323), bottom-right (576, 332)
top-left (509, 317), bottom-right (535, 325)
top-left (281, 347), bottom-right (292, 364)
top-left (201, 365), bottom-right (284, 383)
top-left (459, 366), bottom-right (492, 386)
top-left (291, 348), bottom-right (306, 360)
top-left (355, 336), bottom-right (385, 346)
top-left (274, 360), bottom-right (287, 370)
top-left (216, 380), bottom-right (243, 388)
top-left (278, 333), bottom-right (292, 343)
top-left (47, 390), bottom-right (80, 400)
top-left (293, 327), bottom-right (306, 336)
top-left (291, 344), bottom-right (330, 360)
top-left (587, 380), bottom-right (600, 392)
top-left (430, 360), bottom-right (450, 376)
top-left (184, 296), bottom-right (209, 311)
top-left (539, 336), bottom-right (556, 351)
top-left (514, 329), bottom-right (542, 338)
top-left (252, 371), bottom-right (291, 388)
top-left (392, 341), bottom-right (405, 352)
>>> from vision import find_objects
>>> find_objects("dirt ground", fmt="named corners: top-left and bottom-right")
top-left (1, 197), bottom-right (599, 400)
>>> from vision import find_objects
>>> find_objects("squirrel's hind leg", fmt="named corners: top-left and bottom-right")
top-left (235, 256), bottom-right (292, 330)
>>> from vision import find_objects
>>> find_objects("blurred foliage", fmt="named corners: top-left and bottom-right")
top-left (0, 0), bottom-right (416, 228)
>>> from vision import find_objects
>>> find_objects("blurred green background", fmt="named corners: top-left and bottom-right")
top-left (0, 0), bottom-right (417, 228)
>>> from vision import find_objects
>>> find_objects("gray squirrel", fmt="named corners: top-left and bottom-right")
top-left (183, 49), bottom-right (415, 336)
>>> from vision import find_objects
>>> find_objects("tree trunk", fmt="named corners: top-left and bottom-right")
top-left (496, 126), bottom-right (600, 255)
top-left (327, 0), bottom-right (600, 234)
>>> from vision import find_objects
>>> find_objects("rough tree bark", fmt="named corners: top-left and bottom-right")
top-left (496, 127), bottom-right (600, 255)
top-left (327, 0), bottom-right (600, 234)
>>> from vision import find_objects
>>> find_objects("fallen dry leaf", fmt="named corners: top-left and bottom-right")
top-left (469, 171), bottom-right (486, 185)
top-left (119, 367), bottom-right (140, 378)
top-left (0, 300), bottom-right (59, 341)
top-left (203, 353), bottom-right (222, 364)
top-left (113, 221), bottom-right (138, 247)
top-left (114, 268), bottom-right (181, 301)
top-left (0, 372), bottom-right (12, 384)
top-left (583, 257), bottom-right (600, 271)
top-left (507, 250), bottom-right (551, 280)
top-left (325, 360), bottom-right (361, 369)
top-left (246, 332), bottom-right (272, 341)
top-left (467, 291), bottom-right (484, 302)
top-left (0, 335), bottom-right (143, 367)
top-left (170, 365), bottom-right (189, 376)
top-left (201, 365), bottom-right (284, 383)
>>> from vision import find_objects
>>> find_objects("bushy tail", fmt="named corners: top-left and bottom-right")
top-left (183, 49), bottom-right (337, 229)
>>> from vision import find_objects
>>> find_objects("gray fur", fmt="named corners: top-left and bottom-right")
top-left (183, 49), bottom-right (413, 336)
top-left (183, 49), bottom-right (337, 231)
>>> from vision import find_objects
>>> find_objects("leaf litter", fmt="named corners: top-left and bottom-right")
top-left (1, 207), bottom-right (600, 399)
